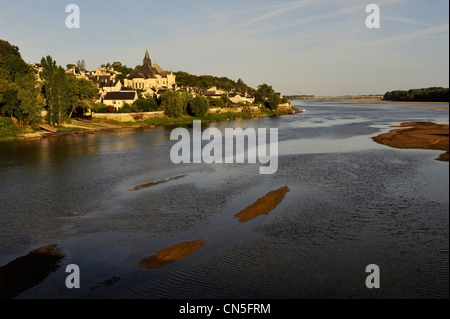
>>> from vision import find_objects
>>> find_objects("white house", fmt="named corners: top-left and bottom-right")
top-left (102, 91), bottom-right (138, 109)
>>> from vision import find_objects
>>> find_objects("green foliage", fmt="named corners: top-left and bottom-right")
top-left (0, 117), bottom-right (19, 139)
top-left (189, 96), bottom-right (209, 117)
top-left (40, 56), bottom-right (70, 125)
top-left (254, 92), bottom-right (265, 104)
top-left (115, 73), bottom-right (127, 84)
top-left (93, 103), bottom-right (108, 113)
top-left (102, 61), bottom-right (133, 76)
top-left (174, 71), bottom-right (253, 93)
top-left (0, 40), bottom-right (43, 126)
top-left (66, 75), bottom-right (98, 117)
top-left (76, 59), bottom-right (86, 71)
top-left (0, 40), bottom-right (21, 60)
top-left (118, 104), bottom-right (131, 113)
top-left (132, 97), bottom-right (159, 112)
top-left (160, 91), bottom-right (183, 118)
top-left (0, 55), bottom-right (30, 82)
top-left (384, 87), bottom-right (449, 102)
top-left (179, 91), bottom-right (193, 114)
top-left (257, 84), bottom-right (275, 99)
top-left (266, 93), bottom-right (281, 110)
top-left (220, 94), bottom-right (231, 108)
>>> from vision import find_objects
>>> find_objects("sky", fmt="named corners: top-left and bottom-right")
top-left (0, 0), bottom-right (448, 96)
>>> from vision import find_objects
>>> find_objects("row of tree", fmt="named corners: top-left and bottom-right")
top-left (95, 91), bottom-right (210, 118)
top-left (174, 71), bottom-right (253, 93)
top-left (384, 87), bottom-right (449, 102)
top-left (1, 39), bottom-right (98, 127)
top-left (41, 56), bottom-right (98, 125)
top-left (0, 40), bottom-right (44, 126)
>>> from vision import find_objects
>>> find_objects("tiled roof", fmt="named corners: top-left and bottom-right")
top-left (103, 91), bottom-right (137, 100)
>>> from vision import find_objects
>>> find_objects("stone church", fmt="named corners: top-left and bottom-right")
top-left (124, 49), bottom-right (176, 92)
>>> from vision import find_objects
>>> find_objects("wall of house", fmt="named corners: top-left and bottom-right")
top-left (92, 111), bottom-right (165, 122)
top-left (277, 103), bottom-right (292, 111)
top-left (208, 107), bottom-right (243, 114)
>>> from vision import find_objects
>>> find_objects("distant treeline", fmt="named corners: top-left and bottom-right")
top-left (384, 87), bottom-right (449, 102)
top-left (174, 71), bottom-right (253, 92)
top-left (285, 95), bottom-right (315, 100)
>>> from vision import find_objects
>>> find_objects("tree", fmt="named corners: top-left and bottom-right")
top-left (41, 56), bottom-right (69, 125)
top-left (66, 76), bottom-right (98, 117)
top-left (15, 73), bottom-right (45, 125)
top-left (266, 93), bottom-right (281, 110)
top-left (189, 96), bottom-right (209, 117)
top-left (160, 91), bottom-right (183, 118)
top-left (132, 97), bottom-right (159, 112)
top-left (0, 55), bottom-right (30, 82)
top-left (76, 59), bottom-right (86, 71)
top-left (220, 94), bottom-right (231, 108)
top-left (0, 41), bottom-right (43, 126)
top-left (257, 84), bottom-right (275, 99)
top-left (179, 91), bottom-right (193, 114)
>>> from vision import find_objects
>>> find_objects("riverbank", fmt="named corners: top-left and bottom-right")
top-left (372, 122), bottom-right (449, 162)
top-left (0, 108), bottom-right (302, 143)
top-left (337, 99), bottom-right (449, 105)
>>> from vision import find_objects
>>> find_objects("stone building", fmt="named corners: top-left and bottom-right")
top-left (124, 49), bottom-right (176, 92)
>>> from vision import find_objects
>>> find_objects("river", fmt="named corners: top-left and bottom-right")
top-left (0, 101), bottom-right (448, 298)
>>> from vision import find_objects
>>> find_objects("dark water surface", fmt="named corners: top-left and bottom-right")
top-left (0, 101), bottom-right (448, 298)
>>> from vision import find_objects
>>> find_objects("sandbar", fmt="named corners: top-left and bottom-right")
top-left (234, 186), bottom-right (290, 223)
top-left (139, 239), bottom-right (206, 269)
top-left (128, 175), bottom-right (186, 191)
top-left (372, 122), bottom-right (449, 162)
top-left (0, 244), bottom-right (65, 299)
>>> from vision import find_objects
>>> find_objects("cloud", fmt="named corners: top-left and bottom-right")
top-left (375, 23), bottom-right (449, 44)
top-left (383, 16), bottom-right (430, 26)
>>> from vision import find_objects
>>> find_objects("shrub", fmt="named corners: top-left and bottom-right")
top-left (132, 98), bottom-right (159, 112)
top-left (160, 91), bottom-right (183, 118)
top-left (119, 105), bottom-right (131, 113)
top-left (266, 93), bottom-right (281, 110)
top-left (189, 96), bottom-right (209, 117)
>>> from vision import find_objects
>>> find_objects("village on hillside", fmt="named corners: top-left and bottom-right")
top-left (30, 49), bottom-right (291, 119)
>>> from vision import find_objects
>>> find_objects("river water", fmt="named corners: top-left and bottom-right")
top-left (0, 101), bottom-right (448, 299)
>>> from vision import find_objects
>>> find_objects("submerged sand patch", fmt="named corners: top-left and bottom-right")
top-left (139, 239), bottom-right (206, 269)
top-left (0, 244), bottom-right (65, 299)
top-left (128, 175), bottom-right (186, 191)
top-left (234, 186), bottom-right (290, 223)
top-left (372, 122), bottom-right (449, 162)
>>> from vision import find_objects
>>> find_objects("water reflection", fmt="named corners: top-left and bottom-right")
top-left (0, 101), bottom-right (448, 299)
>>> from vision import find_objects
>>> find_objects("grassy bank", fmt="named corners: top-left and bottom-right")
top-left (101, 108), bottom-right (291, 128)
top-left (1, 108), bottom-right (295, 142)
top-left (0, 118), bottom-right (25, 140)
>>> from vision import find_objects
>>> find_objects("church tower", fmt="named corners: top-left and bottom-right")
top-left (143, 49), bottom-right (151, 66)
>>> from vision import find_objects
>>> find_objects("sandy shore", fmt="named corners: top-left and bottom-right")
top-left (372, 122), bottom-right (449, 162)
